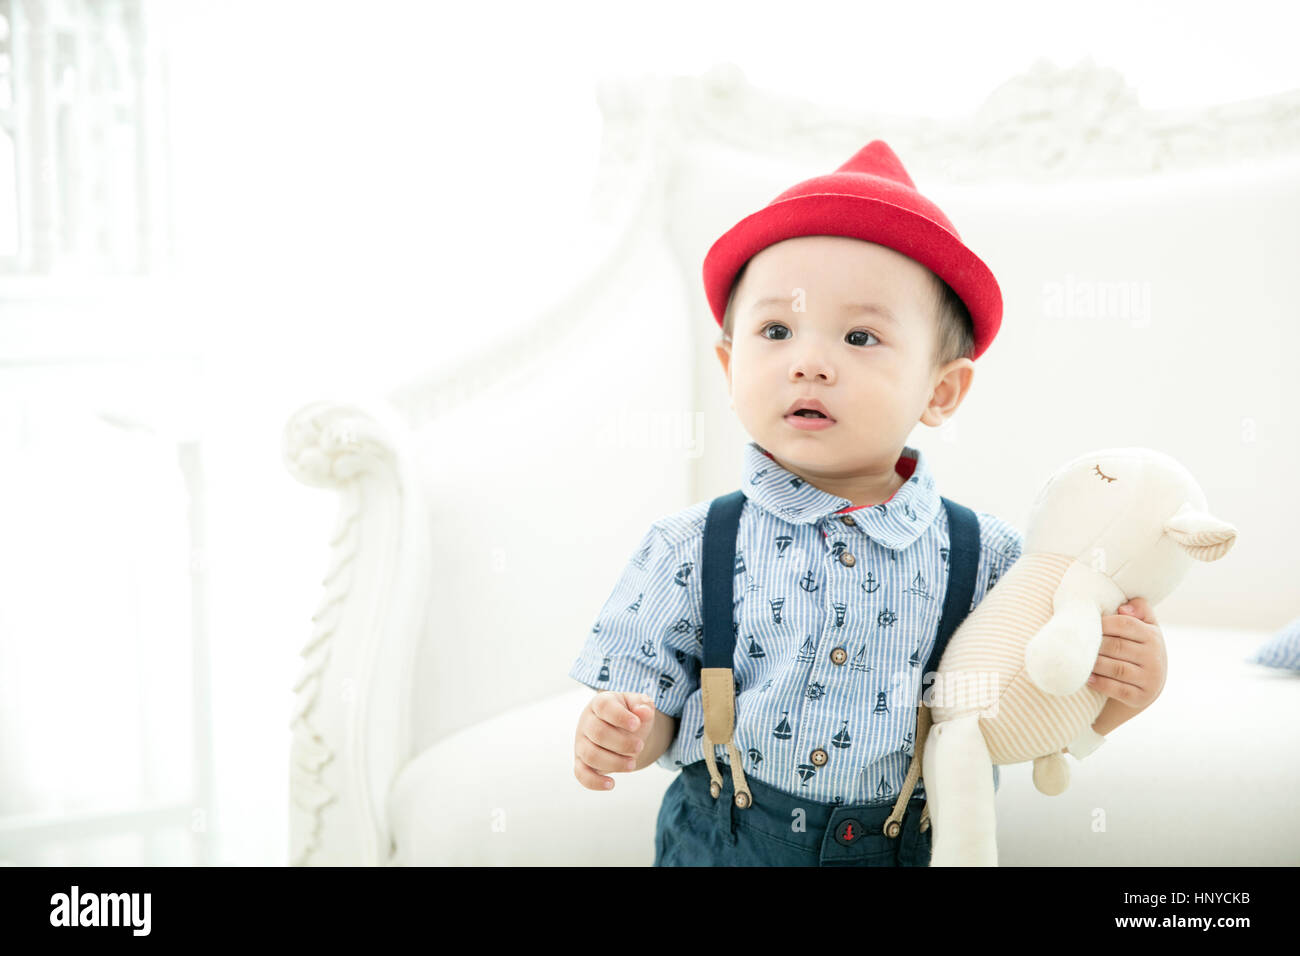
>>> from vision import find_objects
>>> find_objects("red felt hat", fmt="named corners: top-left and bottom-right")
top-left (702, 140), bottom-right (1003, 360)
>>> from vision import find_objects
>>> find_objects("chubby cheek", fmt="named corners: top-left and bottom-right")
top-left (731, 373), bottom-right (776, 426)
top-left (731, 378), bottom-right (766, 420)
top-left (728, 354), bottom-right (768, 400)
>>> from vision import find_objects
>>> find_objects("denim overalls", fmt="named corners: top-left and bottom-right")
top-left (653, 489), bottom-right (981, 867)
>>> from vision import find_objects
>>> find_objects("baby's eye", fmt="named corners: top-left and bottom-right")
top-left (760, 323), bottom-right (879, 347)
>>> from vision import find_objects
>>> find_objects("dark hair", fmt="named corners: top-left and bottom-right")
top-left (719, 258), bottom-right (974, 368)
top-left (928, 270), bottom-right (975, 368)
top-left (719, 260), bottom-right (750, 344)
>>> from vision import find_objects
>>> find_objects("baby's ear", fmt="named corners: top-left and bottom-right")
top-left (714, 341), bottom-right (733, 378)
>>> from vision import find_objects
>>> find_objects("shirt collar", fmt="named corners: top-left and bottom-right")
top-left (739, 440), bottom-right (942, 551)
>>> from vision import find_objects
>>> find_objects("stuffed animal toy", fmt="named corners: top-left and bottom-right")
top-left (919, 447), bottom-right (1239, 866)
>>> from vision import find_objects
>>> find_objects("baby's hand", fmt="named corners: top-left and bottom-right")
top-left (573, 691), bottom-right (657, 791)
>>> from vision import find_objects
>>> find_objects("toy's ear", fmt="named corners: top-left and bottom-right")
top-left (1163, 503), bottom-right (1239, 562)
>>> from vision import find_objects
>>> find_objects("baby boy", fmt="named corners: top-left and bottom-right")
top-left (568, 140), bottom-right (1167, 866)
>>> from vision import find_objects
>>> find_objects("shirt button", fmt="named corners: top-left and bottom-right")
top-left (830, 646), bottom-right (847, 665)
top-left (839, 551), bottom-right (856, 567)
top-left (811, 748), bottom-right (828, 766)
top-left (840, 515), bottom-right (856, 527)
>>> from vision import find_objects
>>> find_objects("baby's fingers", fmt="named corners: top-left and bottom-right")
top-left (574, 755), bottom-right (617, 791)
top-left (575, 735), bottom-right (639, 780)
top-left (585, 714), bottom-right (647, 758)
top-left (595, 691), bottom-right (655, 733)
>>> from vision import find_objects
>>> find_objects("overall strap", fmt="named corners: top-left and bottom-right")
top-left (925, 497), bottom-right (982, 676)
top-left (883, 496), bottom-right (981, 838)
top-left (699, 489), bottom-right (754, 808)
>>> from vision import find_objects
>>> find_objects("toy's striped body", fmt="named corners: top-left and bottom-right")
top-left (930, 552), bottom-right (1107, 766)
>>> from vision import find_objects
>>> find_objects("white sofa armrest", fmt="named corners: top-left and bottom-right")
top-left (282, 400), bottom-right (432, 865)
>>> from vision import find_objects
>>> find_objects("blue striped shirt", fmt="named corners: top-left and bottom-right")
top-left (569, 440), bottom-right (1023, 806)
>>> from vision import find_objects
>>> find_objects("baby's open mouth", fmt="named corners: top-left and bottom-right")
top-left (791, 409), bottom-right (828, 419)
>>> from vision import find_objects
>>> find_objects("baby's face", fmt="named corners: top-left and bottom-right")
top-left (717, 235), bottom-right (950, 479)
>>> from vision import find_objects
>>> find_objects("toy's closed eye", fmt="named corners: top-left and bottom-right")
top-left (1093, 464), bottom-right (1117, 483)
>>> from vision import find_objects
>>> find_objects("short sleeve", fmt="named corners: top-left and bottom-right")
top-left (567, 523), bottom-right (702, 719)
top-left (971, 512), bottom-right (1024, 612)
top-left (992, 529), bottom-right (1023, 587)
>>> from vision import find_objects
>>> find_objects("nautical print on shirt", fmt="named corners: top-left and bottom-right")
top-left (567, 440), bottom-right (1023, 806)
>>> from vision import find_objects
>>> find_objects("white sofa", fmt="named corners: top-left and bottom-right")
top-left (385, 626), bottom-right (1300, 867)
top-left (282, 61), bottom-right (1300, 866)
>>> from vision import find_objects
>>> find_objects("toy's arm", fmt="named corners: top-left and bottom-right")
top-left (1064, 724), bottom-right (1106, 758)
top-left (1024, 596), bottom-right (1102, 697)
top-left (1023, 560), bottom-right (1126, 698)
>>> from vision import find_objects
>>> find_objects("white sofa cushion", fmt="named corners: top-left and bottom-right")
top-left (387, 687), bottom-right (675, 866)
top-left (994, 626), bottom-right (1300, 866)
top-left (390, 627), bottom-right (1300, 866)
